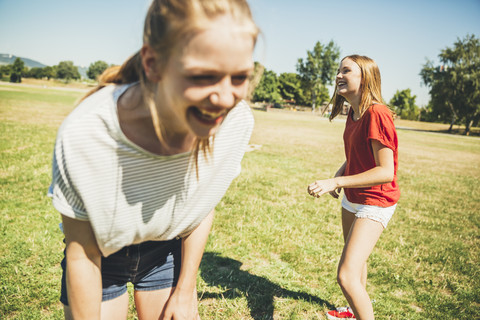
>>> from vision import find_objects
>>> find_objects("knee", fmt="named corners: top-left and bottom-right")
top-left (336, 268), bottom-right (349, 290)
top-left (337, 266), bottom-right (358, 291)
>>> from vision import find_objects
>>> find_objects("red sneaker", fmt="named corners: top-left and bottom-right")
top-left (326, 306), bottom-right (355, 319)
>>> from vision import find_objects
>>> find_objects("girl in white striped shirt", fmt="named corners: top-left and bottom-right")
top-left (49, 1), bottom-right (259, 318)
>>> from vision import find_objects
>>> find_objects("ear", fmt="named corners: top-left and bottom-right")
top-left (140, 44), bottom-right (161, 82)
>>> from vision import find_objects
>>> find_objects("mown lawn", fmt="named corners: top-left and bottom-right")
top-left (1, 83), bottom-right (479, 319)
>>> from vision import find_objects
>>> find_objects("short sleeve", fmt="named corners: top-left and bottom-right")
top-left (366, 105), bottom-right (397, 151)
top-left (48, 136), bottom-right (89, 220)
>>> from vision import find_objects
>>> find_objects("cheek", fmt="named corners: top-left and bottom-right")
top-left (183, 87), bottom-right (212, 102)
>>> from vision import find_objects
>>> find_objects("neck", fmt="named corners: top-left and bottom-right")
top-left (346, 95), bottom-right (361, 118)
top-left (118, 84), bottom-right (195, 155)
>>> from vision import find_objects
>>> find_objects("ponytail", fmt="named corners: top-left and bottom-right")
top-left (79, 52), bottom-right (143, 102)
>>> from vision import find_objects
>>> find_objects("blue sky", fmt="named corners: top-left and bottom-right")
top-left (0, 0), bottom-right (479, 106)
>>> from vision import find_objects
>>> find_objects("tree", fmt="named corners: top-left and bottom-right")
top-left (252, 68), bottom-right (282, 103)
top-left (278, 72), bottom-right (306, 105)
top-left (42, 66), bottom-right (56, 80)
top-left (420, 34), bottom-right (480, 135)
top-left (0, 65), bottom-right (11, 79)
top-left (87, 60), bottom-right (109, 80)
top-left (26, 67), bottom-right (44, 79)
top-left (389, 89), bottom-right (420, 120)
top-left (10, 57), bottom-right (24, 83)
top-left (297, 40), bottom-right (340, 111)
top-left (56, 61), bottom-right (81, 81)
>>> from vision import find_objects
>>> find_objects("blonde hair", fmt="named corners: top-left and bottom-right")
top-left (80, 0), bottom-right (259, 175)
top-left (329, 55), bottom-right (384, 121)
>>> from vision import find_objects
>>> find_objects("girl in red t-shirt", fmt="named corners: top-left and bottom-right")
top-left (308, 55), bottom-right (399, 320)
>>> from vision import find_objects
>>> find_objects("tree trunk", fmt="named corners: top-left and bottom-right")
top-left (447, 102), bottom-right (457, 133)
top-left (448, 115), bottom-right (455, 133)
top-left (311, 90), bottom-right (317, 112)
top-left (464, 119), bottom-right (472, 136)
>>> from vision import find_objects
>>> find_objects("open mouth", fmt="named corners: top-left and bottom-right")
top-left (337, 81), bottom-right (347, 87)
top-left (190, 107), bottom-right (227, 125)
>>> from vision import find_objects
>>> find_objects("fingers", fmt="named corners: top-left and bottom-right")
top-left (308, 183), bottom-right (324, 198)
top-left (308, 181), bottom-right (341, 199)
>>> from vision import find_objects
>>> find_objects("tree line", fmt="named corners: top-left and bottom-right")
top-left (0, 59), bottom-right (110, 83)
top-left (1, 34), bottom-right (478, 134)
top-left (250, 34), bottom-right (479, 135)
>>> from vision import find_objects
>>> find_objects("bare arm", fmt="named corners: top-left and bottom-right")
top-left (62, 215), bottom-right (102, 320)
top-left (308, 140), bottom-right (394, 198)
top-left (328, 161), bottom-right (347, 199)
top-left (161, 210), bottom-right (215, 319)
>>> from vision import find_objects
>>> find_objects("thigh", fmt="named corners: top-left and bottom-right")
top-left (339, 217), bottom-right (384, 274)
top-left (134, 287), bottom-right (175, 320)
top-left (341, 207), bottom-right (356, 242)
top-left (63, 293), bottom-right (129, 320)
top-left (101, 292), bottom-right (129, 319)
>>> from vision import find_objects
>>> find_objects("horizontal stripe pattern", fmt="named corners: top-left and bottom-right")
top-left (49, 84), bottom-right (253, 256)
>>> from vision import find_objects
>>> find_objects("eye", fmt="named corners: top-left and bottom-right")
top-left (231, 74), bottom-right (249, 86)
top-left (188, 75), bottom-right (219, 85)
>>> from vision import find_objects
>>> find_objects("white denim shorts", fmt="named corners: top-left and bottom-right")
top-left (341, 195), bottom-right (396, 228)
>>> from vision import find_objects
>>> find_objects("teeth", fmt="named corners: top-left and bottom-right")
top-left (197, 108), bottom-right (224, 119)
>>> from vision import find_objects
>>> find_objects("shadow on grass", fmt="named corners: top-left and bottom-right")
top-left (200, 252), bottom-right (334, 319)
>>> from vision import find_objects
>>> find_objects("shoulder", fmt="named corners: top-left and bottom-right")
top-left (365, 104), bottom-right (394, 123)
top-left (57, 86), bottom-right (117, 134)
top-left (368, 104), bottom-right (392, 116)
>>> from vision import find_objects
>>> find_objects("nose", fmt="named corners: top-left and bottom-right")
top-left (210, 77), bottom-right (238, 108)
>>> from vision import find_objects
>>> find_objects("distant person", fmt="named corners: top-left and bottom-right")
top-left (307, 55), bottom-right (400, 320)
top-left (48, 0), bottom-right (259, 319)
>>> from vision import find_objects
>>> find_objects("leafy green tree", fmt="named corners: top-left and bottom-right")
top-left (56, 61), bottom-right (81, 81)
top-left (297, 40), bottom-right (340, 111)
top-left (87, 60), bottom-right (109, 80)
top-left (42, 66), bottom-right (56, 80)
top-left (389, 89), bottom-right (420, 120)
top-left (278, 72), bottom-right (306, 105)
top-left (0, 65), bottom-right (11, 79)
top-left (10, 57), bottom-right (24, 83)
top-left (252, 68), bottom-right (282, 103)
top-left (26, 67), bottom-right (44, 79)
top-left (420, 34), bottom-right (480, 135)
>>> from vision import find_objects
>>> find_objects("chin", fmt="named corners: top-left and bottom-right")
top-left (193, 125), bottom-right (220, 139)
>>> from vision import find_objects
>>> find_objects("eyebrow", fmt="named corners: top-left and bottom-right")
top-left (183, 66), bottom-right (254, 75)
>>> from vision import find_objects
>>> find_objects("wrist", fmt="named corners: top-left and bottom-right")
top-left (333, 176), bottom-right (342, 189)
top-left (174, 277), bottom-right (197, 294)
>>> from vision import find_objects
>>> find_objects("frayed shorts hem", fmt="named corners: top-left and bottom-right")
top-left (341, 195), bottom-right (396, 228)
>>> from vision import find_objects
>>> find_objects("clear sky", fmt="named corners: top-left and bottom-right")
top-left (0, 0), bottom-right (479, 106)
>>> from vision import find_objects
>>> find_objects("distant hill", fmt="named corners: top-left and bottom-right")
top-left (0, 53), bottom-right (47, 68)
top-left (0, 53), bottom-right (90, 79)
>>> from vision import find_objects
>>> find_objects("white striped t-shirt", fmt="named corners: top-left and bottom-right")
top-left (48, 84), bottom-right (254, 257)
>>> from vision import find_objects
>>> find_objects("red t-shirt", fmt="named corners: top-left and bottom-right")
top-left (343, 104), bottom-right (400, 207)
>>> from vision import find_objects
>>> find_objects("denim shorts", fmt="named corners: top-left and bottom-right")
top-left (60, 238), bottom-right (182, 305)
top-left (342, 195), bottom-right (396, 228)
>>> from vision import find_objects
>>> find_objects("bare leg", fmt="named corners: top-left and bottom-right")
top-left (342, 208), bottom-right (367, 288)
top-left (63, 292), bottom-right (129, 320)
top-left (101, 292), bottom-right (129, 319)
top-left (134, 287), bottom-right (175, 320)
top-left (338, 209), bottom-right (384, 320)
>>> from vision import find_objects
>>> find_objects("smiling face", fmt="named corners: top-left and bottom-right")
top-left (152, 15), bottom-right (255, 139)
top-left (336, 58), bottom-right (363, 103)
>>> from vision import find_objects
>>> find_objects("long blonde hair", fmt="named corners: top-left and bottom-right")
top-left (81, 0), bottom-right (259, 174)
top-left (329, 55), bottom-right (384, 121)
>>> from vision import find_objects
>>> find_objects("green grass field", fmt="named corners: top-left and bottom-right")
top-left (1, 83), bottom-right (479, 319)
